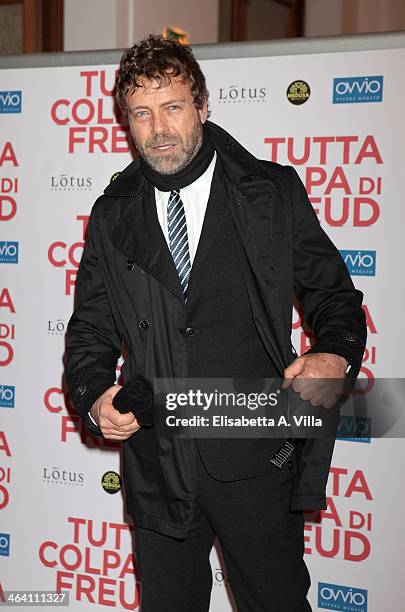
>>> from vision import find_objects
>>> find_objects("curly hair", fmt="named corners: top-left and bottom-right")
top-left (116, 34), bottom-right (209, 117)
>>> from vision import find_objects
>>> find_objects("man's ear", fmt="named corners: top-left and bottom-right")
top-left (198, 100), bottom-right (209, 124)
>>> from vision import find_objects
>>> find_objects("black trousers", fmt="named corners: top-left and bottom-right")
top-left (134, 448), bottom-right (312, 612)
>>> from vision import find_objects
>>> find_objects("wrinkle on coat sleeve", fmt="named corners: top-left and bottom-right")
top-left (287, 165), bottom-right (367, 377)
top-left (65, 207), bottom-right (122, 423)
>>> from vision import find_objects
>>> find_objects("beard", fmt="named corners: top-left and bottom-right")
top-left (133, 120), bottom-right (203, 175)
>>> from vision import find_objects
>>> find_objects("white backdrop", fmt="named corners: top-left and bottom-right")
top-left (0, 41), bottom-right (404, 611)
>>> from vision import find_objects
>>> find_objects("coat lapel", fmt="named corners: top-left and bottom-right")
top-left (107, 160), bottom-right (184, 303)
top-left (186, 158), bottom-right (229, 303)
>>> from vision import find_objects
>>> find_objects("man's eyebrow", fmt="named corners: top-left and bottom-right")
top-left (129, 98), bottom-right (187, 111)
top-left (161, 99), bottom-right (187, 105)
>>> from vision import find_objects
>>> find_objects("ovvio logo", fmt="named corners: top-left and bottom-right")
top-left (340, 250), bottom-right (376, 276)
top-left (336, 415), bottom-right (371, 444)
top-left (0, 91), bottom-right (22, 114)
top-left (0, 533), bottom-right (10, 557)
top-left (318, 582), bottom-right (367, 612)
top-left (0, 242), bottom-right (18, 264)
top-left (0, 385), bottom-right (15, 409)
top-left (333, 76), bottom-right (383, 104)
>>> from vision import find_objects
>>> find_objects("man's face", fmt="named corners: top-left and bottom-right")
top-left (126, 76), bottom-right (208, 175)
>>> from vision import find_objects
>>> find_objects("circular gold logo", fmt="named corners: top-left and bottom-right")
top-left (287, 80), bottom-right (311, 105)
top-left (101, 471), bottom-right (121, 494)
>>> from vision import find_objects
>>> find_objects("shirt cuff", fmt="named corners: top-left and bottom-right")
top-left (88, 411), bottom-right (98, 426)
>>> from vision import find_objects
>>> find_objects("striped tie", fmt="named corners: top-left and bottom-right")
top-left (167, 189), bottom-right (191, 299)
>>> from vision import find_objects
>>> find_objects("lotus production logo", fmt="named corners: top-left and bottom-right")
top-left (42, 466), bottom-right (84, 486)
top-left (50, 174), bottom-right (92, 191)
top-left (217, 85), bottom-right (267, 104)
top-left (102, 471), bottom-right (121, 494)
top-left (287, 80), bottom-right (311, 105)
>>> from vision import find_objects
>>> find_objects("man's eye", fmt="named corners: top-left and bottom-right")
top-left (135, 110), bottom-right (149, 119)
top-left (168, 105), bottom-right (180, 111)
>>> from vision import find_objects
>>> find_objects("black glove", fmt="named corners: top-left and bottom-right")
top-left (112, 376), bottom-right (154, 427)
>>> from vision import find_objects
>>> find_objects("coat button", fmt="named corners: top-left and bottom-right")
top-left (184, 327), bottom-right (195, 336)
top-left (344, 333), bottom-right (357, 342)
top-left (138, 319), bottom-right (150, 331)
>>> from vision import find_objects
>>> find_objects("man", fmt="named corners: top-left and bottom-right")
top-left (66, 35), bottom-right (366, 611)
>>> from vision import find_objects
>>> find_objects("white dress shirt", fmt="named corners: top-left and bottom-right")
top-left (154, 152), bottom-right (217, 265)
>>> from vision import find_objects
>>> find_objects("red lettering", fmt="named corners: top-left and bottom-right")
top-left (61, 416), bottom-right (79, 441)
top-left (335, 136), bottom-right (359, 164)
top-left (324, 167), bottom-right (351, 194)
top-left (48, 242), bottom-right (67, 267)
top-left (353, 197), bottom-right (380, 226)
top-left (80, 70), bottom-right (99, 96)
top-left (72, 99), bottom-right (95, 125)
top-left (320, 497), bottom-right (342, 527)
top-left (111, 126), bottom-right (130, 153)
top-left (39, 541), bottom-right (58, 567)
top-left (44, 387), bottom-right (63, 413)
top-left (345, 470), bottom-right (373, 500)
top-left (362, 305), bottom-right (377, 333)
top-left (0, 142), bottom-right (18, 166)
top-left (0, 288), bottom-right (15, 313)
top-left (287, 137), bottom-right (310, 165)
top-left (328, 467), bottom-right (348, 496)
top-left (344, 530), bottom-right (371, 561)
top-left (263, 137), bottom-right (285, 162)
top-left (0, 196), bottom-right (16, 221)
top-left (355, 135), bottom-right (383, 164)
top-left (100, 70), bottom-right (115, 96)
top-left (89, 127), bottom-right (108, 153)
top-left (0, 432), bottom-right (11, 457)
top-left (324, 196), bottom-right (350, 226)
top-left (69, 127), bottom-right (86, 153)
top-left (306, 167), bottom-right (326, 193)
top-left (0, 341), bottom-right (13, 366)
top-left (50, 99), bottom-right (70, 125)
top-left (312, 136), bottom-right (334, 164)
top-left (65, 269), bottom-right (78, 296)
top-left (77, 215), bottom-right (90, 239)
top-left (0, 484), bottom-right (9, 510)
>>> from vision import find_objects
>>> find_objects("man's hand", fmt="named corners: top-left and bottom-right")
top-left (282, 353), bottom-right (348, 409)
top-left (90, 385), bottom-right (141, 440)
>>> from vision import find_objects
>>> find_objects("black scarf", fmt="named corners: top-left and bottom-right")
top-left (139, 125), bottom-right (215, 192)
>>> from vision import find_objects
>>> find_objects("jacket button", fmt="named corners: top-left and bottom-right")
top-left (138, 319), bottom-right (150, 331)
top-left (344, 333), bottom-right (357, 342)
top-left (184, 327), bottom-right (195, 336)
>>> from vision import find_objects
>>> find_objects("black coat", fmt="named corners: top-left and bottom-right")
top-left (66, 121), bottom-right (367, 538)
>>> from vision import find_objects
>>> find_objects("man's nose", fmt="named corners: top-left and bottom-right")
top-left (151, 111), bottom-right (168, 134)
